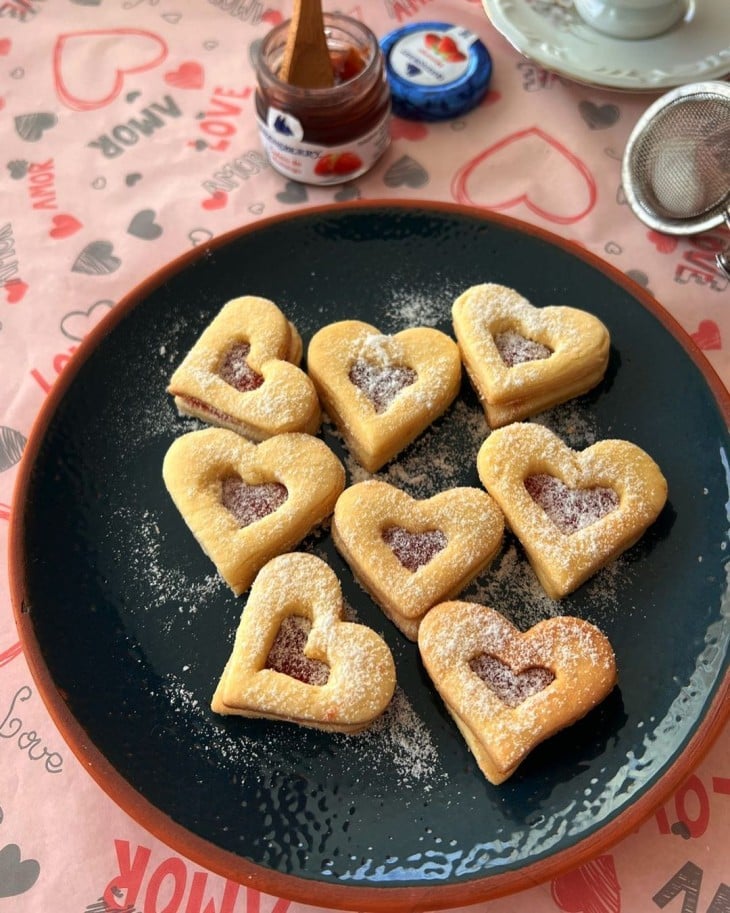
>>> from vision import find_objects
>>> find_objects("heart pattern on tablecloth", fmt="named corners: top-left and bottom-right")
top-left (452, 127), bottom-right (597, 224)
top-left (53, 29), bottom-right (168, 110)
top-left (552, 855), bottom-right (621, 913)
top-left (72, 241), bottom-right (122, 275)
top-left (14, 112), bottom-right (57, 142)
top-left (0, 845), bottom-right (40, 898)
top-left (164, 60), bottom-right (204, 89)
top-left (383, 155), bottom-right (429, 189)
top-left (692, 319), bottom-right (721, 350)
top-left (578, 100), bottom-right (620, 130)
top-left (60, 299), bottom-right (114, 341)
top-left (50, 213), bottom-right (82, 239)
top-left (127, 208), bottom-right (162, 239)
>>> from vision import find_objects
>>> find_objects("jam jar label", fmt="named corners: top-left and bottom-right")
top-left (258, 106), bottom-right (391, 185)
top-left (388, 26), bottom-right (478, 87)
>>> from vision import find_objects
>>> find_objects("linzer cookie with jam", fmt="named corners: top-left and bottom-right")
top-left (332, 480), bottom-right (504, 640)
top-left (477, 423), bottom-right (667, 599)
top-left (167, 295), bottom-right (321, 441)
top-left (162, 428), bottom-right (345, 595)
top-left (452, 283), bottom-right (610, 428)
top-left (418, 601), bottom-right (617, 784)
top-left (307, 320), bottom-right (461, 471)
top-left (212, 553), bottom-right (396, 733)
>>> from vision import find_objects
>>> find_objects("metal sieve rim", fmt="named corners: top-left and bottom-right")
top-left (621, 80), bottom-right (730, 236)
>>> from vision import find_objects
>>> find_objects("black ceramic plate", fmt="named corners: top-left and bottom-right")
top-left (11, 203), bottom-right (730, 912)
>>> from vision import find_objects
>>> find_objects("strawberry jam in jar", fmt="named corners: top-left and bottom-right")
top-left (254, 13), bottom-right (391, 185)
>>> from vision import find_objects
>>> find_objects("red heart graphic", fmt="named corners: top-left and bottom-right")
top-left (0, 38), bottom-right (11, 55)
top-left (691, 319), bottom-right (721, 351)
top-left (164, 60), bottom-right (204, 90)
top-left (390, 118), bottom-right (429, 141)
top-left (50, 213), bottom-right (83, 239)
top-left (452, 126), bottom-right (597, 225)
top-left (53, 29), bottom-right (168, 111)
top-left (202, 190), bottom-right (227, 210)
top-left (647, 229), bottom-right (678, 254)
top-left (0, 642), bottom-right (22, 668)
top-left (261, 8), bottom-right (284, 25)
top-left (551, 855), bottom-right (621, 913)
top-left (4, 279), bottom-right (28, 304)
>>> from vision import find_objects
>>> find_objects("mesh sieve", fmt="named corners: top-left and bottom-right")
top-left (622, 81), bottom-right (730, 278)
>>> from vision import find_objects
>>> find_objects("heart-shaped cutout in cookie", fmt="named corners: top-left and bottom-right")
top-left (307, 320), bottom-right (461, 472)
top-left (383, 526), bottom-right (447, 571)
top-left (477, 423), bottom-right (667, 599)
top-left (265, 615), bottom-right (330, 685)
top-left (452, 284), bottom-right (610, 427)
top-left (523, 473), bottom-right (619, 535)
top-left (212, 553), bottom-right (396, 732)
top-left (168, 296), bottom-right (319, 441)
top-left (220, 477), bottom-right (288, 526)
top-left (332, 480), bottom-right (504, 639)
top-left (418, 601), bottom-right (617, 783)
top-left (163, 429), bottom-right (345, 595)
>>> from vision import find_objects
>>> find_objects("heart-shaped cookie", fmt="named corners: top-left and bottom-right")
top-left (332, 480), bottom-right (505, 639)
top-left (162, 429), bottom-right (345, 595)
top-left (168, 296), bottom-right (319, 441)
top-left (477, 423), bottom-right (667, 598)
top-left (452, 284), bottom-right (610, 427)
top-left (307, 320), bottom-right (461, 471)
top-left (418, 601), bottom-right (617, 783)
top-left (212, 553), bottom-right (396, 732)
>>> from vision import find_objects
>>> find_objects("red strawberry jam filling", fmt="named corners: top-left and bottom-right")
top-left (349, 360), bottom-right (417, 413)
top-left (218, 342), bottom-right (264, 392)
top-left (469, 653), bottom-right (554, 707)
top-left (494, 330), bottom-right (553, 367)
top-left (221, 476), bottom-right (287, 527)
top-left (383, 526), bottom-right (447, 571)
top-left (265, 615), bottom-right (329, 685)
top-left (524, 473), bottom-right (619, 535)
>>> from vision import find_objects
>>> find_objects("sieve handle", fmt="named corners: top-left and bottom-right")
top-left (716, 211), bottom-right (730, 281)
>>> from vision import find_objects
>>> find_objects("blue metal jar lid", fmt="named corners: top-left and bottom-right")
top-left (380, 21), bottom-right (493, 121)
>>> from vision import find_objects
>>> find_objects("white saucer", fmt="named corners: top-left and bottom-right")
top-left (481, 0), bottom-right (730, 92)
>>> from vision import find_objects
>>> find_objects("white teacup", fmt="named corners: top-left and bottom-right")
top-left (574, 0), bottom-right (688, 39)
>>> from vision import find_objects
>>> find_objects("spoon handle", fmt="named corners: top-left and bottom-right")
top-left (280, 0), bottom-right (334, 89)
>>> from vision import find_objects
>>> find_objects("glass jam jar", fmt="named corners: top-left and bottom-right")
top-left (254, 13), bottom-right (392, 185)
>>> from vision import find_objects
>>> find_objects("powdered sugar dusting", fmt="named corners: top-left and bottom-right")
top-left (525, 473), bottom-right (619, 535)
top-left (109, 505), bottom-right (224, 616)
top-left (494, 330), bottom-right (552, 367)
top-left (469, 654), bottom-right (554, 707)
top-left (349, 359), bottom-right (417, 413)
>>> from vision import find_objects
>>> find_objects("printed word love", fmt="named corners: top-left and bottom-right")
top-left (25, 158), bottom-right (57, 210)
top-left (0, 685), bottom-right (64, 773)
top-left (30, 344), bottom-right (77, 394)
top-left (385, 0), bottom-right (437, 22)
top-left (103, 840), bottom-right (291, 913)
top-left (88, 95), bottom-right (182, 158)
top-left (189, 86), bottom-right (251, 153)
top-left (674, 231), bottom-right (729, 292)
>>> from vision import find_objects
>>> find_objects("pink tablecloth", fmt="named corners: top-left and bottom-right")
top-left (1, 1), bottom-right (728, 911)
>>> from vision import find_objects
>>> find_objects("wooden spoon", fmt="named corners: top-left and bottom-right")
top-left (279, 0), bottom-right (334, 89)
